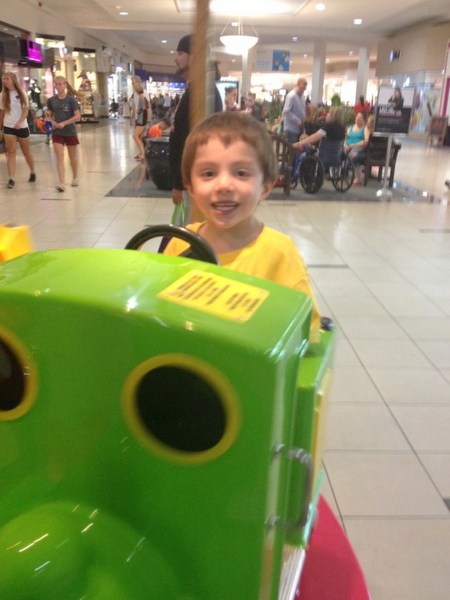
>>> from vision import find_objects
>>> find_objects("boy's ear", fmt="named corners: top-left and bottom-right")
top-left (261, 180), bottom-right (275, 200)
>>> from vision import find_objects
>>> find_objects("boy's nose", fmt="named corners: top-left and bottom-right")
top-left (215, 171), bottom-right (233, 190)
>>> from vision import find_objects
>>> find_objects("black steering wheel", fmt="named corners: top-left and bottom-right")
top-left (124, 224), bottom-right (219, 265)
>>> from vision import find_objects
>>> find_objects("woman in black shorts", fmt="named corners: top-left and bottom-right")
top-left (0, 72), bottom-right (36, 189)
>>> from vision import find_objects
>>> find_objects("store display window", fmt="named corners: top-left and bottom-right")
top-left (73, 49), bottom-right (98, 122)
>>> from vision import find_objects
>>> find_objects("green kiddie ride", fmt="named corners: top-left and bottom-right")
top-left (0, 226), bottom-right (335, 599)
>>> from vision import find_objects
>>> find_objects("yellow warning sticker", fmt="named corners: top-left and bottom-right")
top-left (158, 269), bottom-right (269, 323)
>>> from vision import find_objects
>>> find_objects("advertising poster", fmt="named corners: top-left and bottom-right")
top-left (272, 50), bottom-right (290, 71)
top-left (255, 48), bottom-right (290, 72)
top-left (375, 86), bottom-right (415, 135)
top-left (216, 79), bottom-right (239, 110)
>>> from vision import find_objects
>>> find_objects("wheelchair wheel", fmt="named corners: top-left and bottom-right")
top-left (299, 156), bottom-right (324, 194)
top-left (330, 154), bottom-right (355, 192)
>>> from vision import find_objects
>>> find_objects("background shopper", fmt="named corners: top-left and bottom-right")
top-left (47, 75), bottom-right (81, 192)
top-left (0, 71), bottom-right (36, 189)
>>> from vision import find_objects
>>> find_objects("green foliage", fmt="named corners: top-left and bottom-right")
top-left (341, 106), bottom-right (356, 127)
top-left (266, 99), bottom-right (283, 123)
top-left (331, 93), bottom-right (341, 106)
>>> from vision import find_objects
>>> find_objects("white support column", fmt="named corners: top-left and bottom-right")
top-left (65, 55), bottom-right (75, 90)
top-left (356, 46), bottom-right (370, 103)
top-left (311, 41), bottom-right (326, 104)
top-left (241, 46), bottom-right (256, 97)
top-left (241, 49), bottom-right (250, 98)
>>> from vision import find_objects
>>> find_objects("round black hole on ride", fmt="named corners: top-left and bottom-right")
top-left (136, 366), bottom-right (226, 453)
top-left (0, 340), bottom-right (26, 412)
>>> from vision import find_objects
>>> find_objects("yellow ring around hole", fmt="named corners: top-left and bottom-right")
top-left (122, 353), bottom-right (241, 464)
top-left (0, 326), bottom-right (38, 421)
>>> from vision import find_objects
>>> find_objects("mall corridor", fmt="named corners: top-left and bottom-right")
top-left (2, 119), bottom-right (450, 600)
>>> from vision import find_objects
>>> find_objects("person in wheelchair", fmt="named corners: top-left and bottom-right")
top-left (302, 104), bottom-right (324, 137)
top-left (289, 103), bottom-right (326, 182)
top-left (293, 106), bottom-right (345, 163)
top-left (292, 107), bottom-right (354, 193)
top-left (297, 104), bottom-right (325, 148)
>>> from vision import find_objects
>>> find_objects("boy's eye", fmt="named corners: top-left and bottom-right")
top-left (236, 169), bottom-right (251, 178)
top-left (200, 169), bottom-right (215, 179)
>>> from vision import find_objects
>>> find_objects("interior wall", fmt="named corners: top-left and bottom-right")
top-left (376, 22), bottom-right (450, 77)
top-left (1, 1), bottom-right (148, 65)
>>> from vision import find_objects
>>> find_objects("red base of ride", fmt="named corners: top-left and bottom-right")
top-left (296, 496), bottom-right (371, 600)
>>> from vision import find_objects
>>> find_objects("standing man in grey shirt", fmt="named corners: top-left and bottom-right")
top-left (282, 78), bottom-right (308, 144)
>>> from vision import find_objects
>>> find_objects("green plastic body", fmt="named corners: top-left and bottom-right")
top-left (0, 249), bottom-right (334, 599)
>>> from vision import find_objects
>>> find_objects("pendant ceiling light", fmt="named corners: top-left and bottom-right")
top-left (220, 19), bottom-right (258, 54)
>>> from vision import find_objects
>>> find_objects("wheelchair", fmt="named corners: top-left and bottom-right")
top-left (291, 139), bottom-right (355, 194)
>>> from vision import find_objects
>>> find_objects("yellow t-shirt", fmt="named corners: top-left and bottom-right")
top-left (164, 223), bottom-right (320, 338)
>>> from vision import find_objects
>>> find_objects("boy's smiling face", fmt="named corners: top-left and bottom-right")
top-left (187, 137), bottom-right (273, 232)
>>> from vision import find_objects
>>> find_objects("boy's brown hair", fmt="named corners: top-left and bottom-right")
top-left (159, 116), bottom-right (172, 128)
top-left (182, 112), bottom-right (279, 187)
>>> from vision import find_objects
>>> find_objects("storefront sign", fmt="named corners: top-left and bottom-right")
top-left (24, 40), bottom-right (43, 63)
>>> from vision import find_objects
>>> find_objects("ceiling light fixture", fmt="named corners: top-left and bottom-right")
top-left (220, 19), bottom-right (258, 54)
top-left (353, 18), bottom-right (362, 25)
top-left (315, 3), bottom-right (326, 10)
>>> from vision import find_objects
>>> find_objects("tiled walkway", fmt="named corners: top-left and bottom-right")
top-left (2, 120), bottom-right (450, 600)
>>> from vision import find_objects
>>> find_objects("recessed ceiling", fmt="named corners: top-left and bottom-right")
top-left (19, 0), bottom-right (450, 73)
top-left (176, 0), bottom-right (310, 17)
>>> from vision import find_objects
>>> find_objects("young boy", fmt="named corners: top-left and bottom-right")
top-left (146, 116), bottom-right (171, 139)
top-left (164, 111), bottom-right (320, 339)
top-left (44, 109), bottom-right (52, 144)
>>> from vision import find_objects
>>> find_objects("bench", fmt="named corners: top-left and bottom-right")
top-left (363, 135), bottom-right (402, 187)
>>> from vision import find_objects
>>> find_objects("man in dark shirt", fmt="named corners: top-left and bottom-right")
top-left (169, 34), bottom-right (223, 208)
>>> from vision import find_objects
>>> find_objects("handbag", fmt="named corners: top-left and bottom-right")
top-left (136, 108), bottom-right (147, 126)
top-left (135, 95), bottom-right (148, 126)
